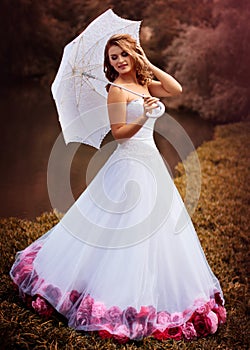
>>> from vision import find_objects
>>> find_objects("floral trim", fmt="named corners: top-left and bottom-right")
top-left (10, 243), bottom-right (226, 343)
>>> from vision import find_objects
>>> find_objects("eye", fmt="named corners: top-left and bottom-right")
top-left (110, 55), bottom-right (118, 60)
top-left (121, 51), bottom-right (128, 57)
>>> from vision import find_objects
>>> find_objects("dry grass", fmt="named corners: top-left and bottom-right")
top-left (0, 121), bottom-right (249, 350)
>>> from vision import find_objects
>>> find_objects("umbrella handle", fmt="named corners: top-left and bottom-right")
top-left (111, 81), bottom-right (165, 118)
top-left (145, 101), bottom-right (165, 118)
top-left (81, 73), bottom-right (165, 118)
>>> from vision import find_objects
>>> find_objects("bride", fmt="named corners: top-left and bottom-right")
top-left (9, 33), bottom-right (226, 343)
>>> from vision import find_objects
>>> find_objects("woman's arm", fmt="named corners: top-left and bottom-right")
top-left (107, 86), bottom-right (158, 142)
top-left (148, 62), bottom-right (183, 97)
top-left (107, 86), bottom-right (146, 142)
top-left (137, 47), bottom-right (182, 97)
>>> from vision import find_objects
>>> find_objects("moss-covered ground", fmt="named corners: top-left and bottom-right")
top-left (0, 122), bottom-right (249, 349)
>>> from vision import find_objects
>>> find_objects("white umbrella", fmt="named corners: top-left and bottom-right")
top-left (51, 9), bottom-right (142, 149)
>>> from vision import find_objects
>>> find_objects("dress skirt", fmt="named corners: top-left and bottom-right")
top-left (10, 99), bottom-right (226, 342)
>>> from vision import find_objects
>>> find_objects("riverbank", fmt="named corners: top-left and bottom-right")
top-left (0, 82), bottom-right (214, 219)
top-left (0, 121), bottom-right (249, 349)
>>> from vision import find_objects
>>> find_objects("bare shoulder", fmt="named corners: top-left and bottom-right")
top-left (108, 85), bottom-right (127, 104)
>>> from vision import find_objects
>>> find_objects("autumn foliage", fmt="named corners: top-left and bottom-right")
top-left (164, 0), bottom-right (250, 122)
top-left (0, 0), bottom-right (249, 122)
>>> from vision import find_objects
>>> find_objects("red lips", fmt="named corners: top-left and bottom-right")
top-left (118, 64), bottom-right (127, 68)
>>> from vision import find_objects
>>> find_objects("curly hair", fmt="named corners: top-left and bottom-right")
top-left (104, 34), bottom-right (153, 91)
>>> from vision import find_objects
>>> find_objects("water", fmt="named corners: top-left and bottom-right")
top-left (0, 82), bottom-right (214, 219)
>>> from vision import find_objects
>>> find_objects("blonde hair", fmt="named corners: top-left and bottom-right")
top-left (104, 34), bottom-right (153, 91)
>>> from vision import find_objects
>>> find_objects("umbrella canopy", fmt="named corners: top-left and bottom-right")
top-left (51, 9), bottom-right (141, 149)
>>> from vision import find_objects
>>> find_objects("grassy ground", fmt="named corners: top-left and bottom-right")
top-left (0, 121), bottom-right (249, 350)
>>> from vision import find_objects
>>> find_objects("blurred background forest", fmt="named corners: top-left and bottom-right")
top-left (0, 0), bottom-right (249, 122)
top-left (0, 0), bottom-right (249, 219)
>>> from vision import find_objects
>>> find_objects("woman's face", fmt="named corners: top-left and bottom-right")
top-left (108, 45), bottom-right (134, 75)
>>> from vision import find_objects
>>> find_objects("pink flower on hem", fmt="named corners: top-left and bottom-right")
top-left (42, 284), bottom-right (62, 304)
top-left (182, 322), bottom-right (197, 340)
top-left (213, 305), bottom-right (227, 324)
top-left (113, 324), bottom-right (130, 343)
top-left (80, 295), bottom-right (94, 309)
top-left (157, 311), bottom-right (171, 325)
top-left (59, 293), bottom-right (72, 315)
top-left (170, 312), bottom-right (183, 324)
top-left (70, 290), bottom-right (81, 304)
top-left (123, 306), bottom-right (138, 326)
top-left (183, 307), bottom-right (193, 319)
top-left (207, 311), bottom-right (218, 334)
top-left (147, 305), bottom-right (157, 321)
top-left (144, 322), bottom-right (154, 337)
top-left (14, 265), bottom-right (33, 284)
top-left (22, 246), bottom-right (40, 260)
top-left (76, 295), bottom-right (94, 326)
top-left (195, 302), bottom-right (210, 315)
top-left (137, 305), bottom-right (156, 322)
top-left (208, 298), bottom-right (216, 309)
top-left (75, 295), bottom-right (93, 326)
top-left (24, 242), bottom-right (42, 253)
top-left (21, 257), bottom-right (35, 265)
top-left (32, 296), bottom-right (54, 318)
top-left (98, 329), bottom-right (113, 339)
top-left (214, 292), bottom-right (223, 306)
top-left (90, 316), bottom-right (100, 325)
top-left (100, 323), bottom-right (114, 332)
top-left (165, 326), bottom-right (183, 340)
top-left (76, 308), bottom-right (91, 326)
top-left (191, 312), bottom-right (212, 337)
top-left (92, 301), bottom-right (106, 319)
top-left (152, 329), bottom-right (168, 340)
top-left (131, 321), bottom-right (144, 340)
top-left (12, 262), bottom-right (24, 277)
top-left (30, 274), bottom-right (40, 290)
top-left (105, 306), bottom-right (122, 325)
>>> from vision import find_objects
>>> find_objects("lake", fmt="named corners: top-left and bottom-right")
top-left (0, 81), bottom-right (214, 219)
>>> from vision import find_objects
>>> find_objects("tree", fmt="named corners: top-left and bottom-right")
top-left (164, 0), bottom-right (250, 122)
top-left (0, 0), bottom-right (110, 81)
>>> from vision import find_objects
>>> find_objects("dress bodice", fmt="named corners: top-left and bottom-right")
top-left (112, 98), bottom-right (159, 158)
top-left (126, 99), bottom-right (156, 141)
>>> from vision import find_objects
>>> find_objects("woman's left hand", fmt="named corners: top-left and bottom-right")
top-left (136, 44), bottom-right (151, 67)
top-left (136, 44), bottom-right (182, 98)
top-left (143, 96), bottom-right (160, 115)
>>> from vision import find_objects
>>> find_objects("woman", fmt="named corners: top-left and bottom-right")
top-left (104, 33), bottom-right (182, 142)
top-left (9, 34), bottom-right (226, 343)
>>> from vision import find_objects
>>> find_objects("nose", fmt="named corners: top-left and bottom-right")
top-left (117, 55), bottom-right (125, 63)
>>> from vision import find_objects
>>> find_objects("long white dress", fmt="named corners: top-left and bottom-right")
top-left (10, 99), bottom-right (226, 342)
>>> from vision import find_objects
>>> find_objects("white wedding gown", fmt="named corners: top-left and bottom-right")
top-left (10, 99), bottom-right (226, 342)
